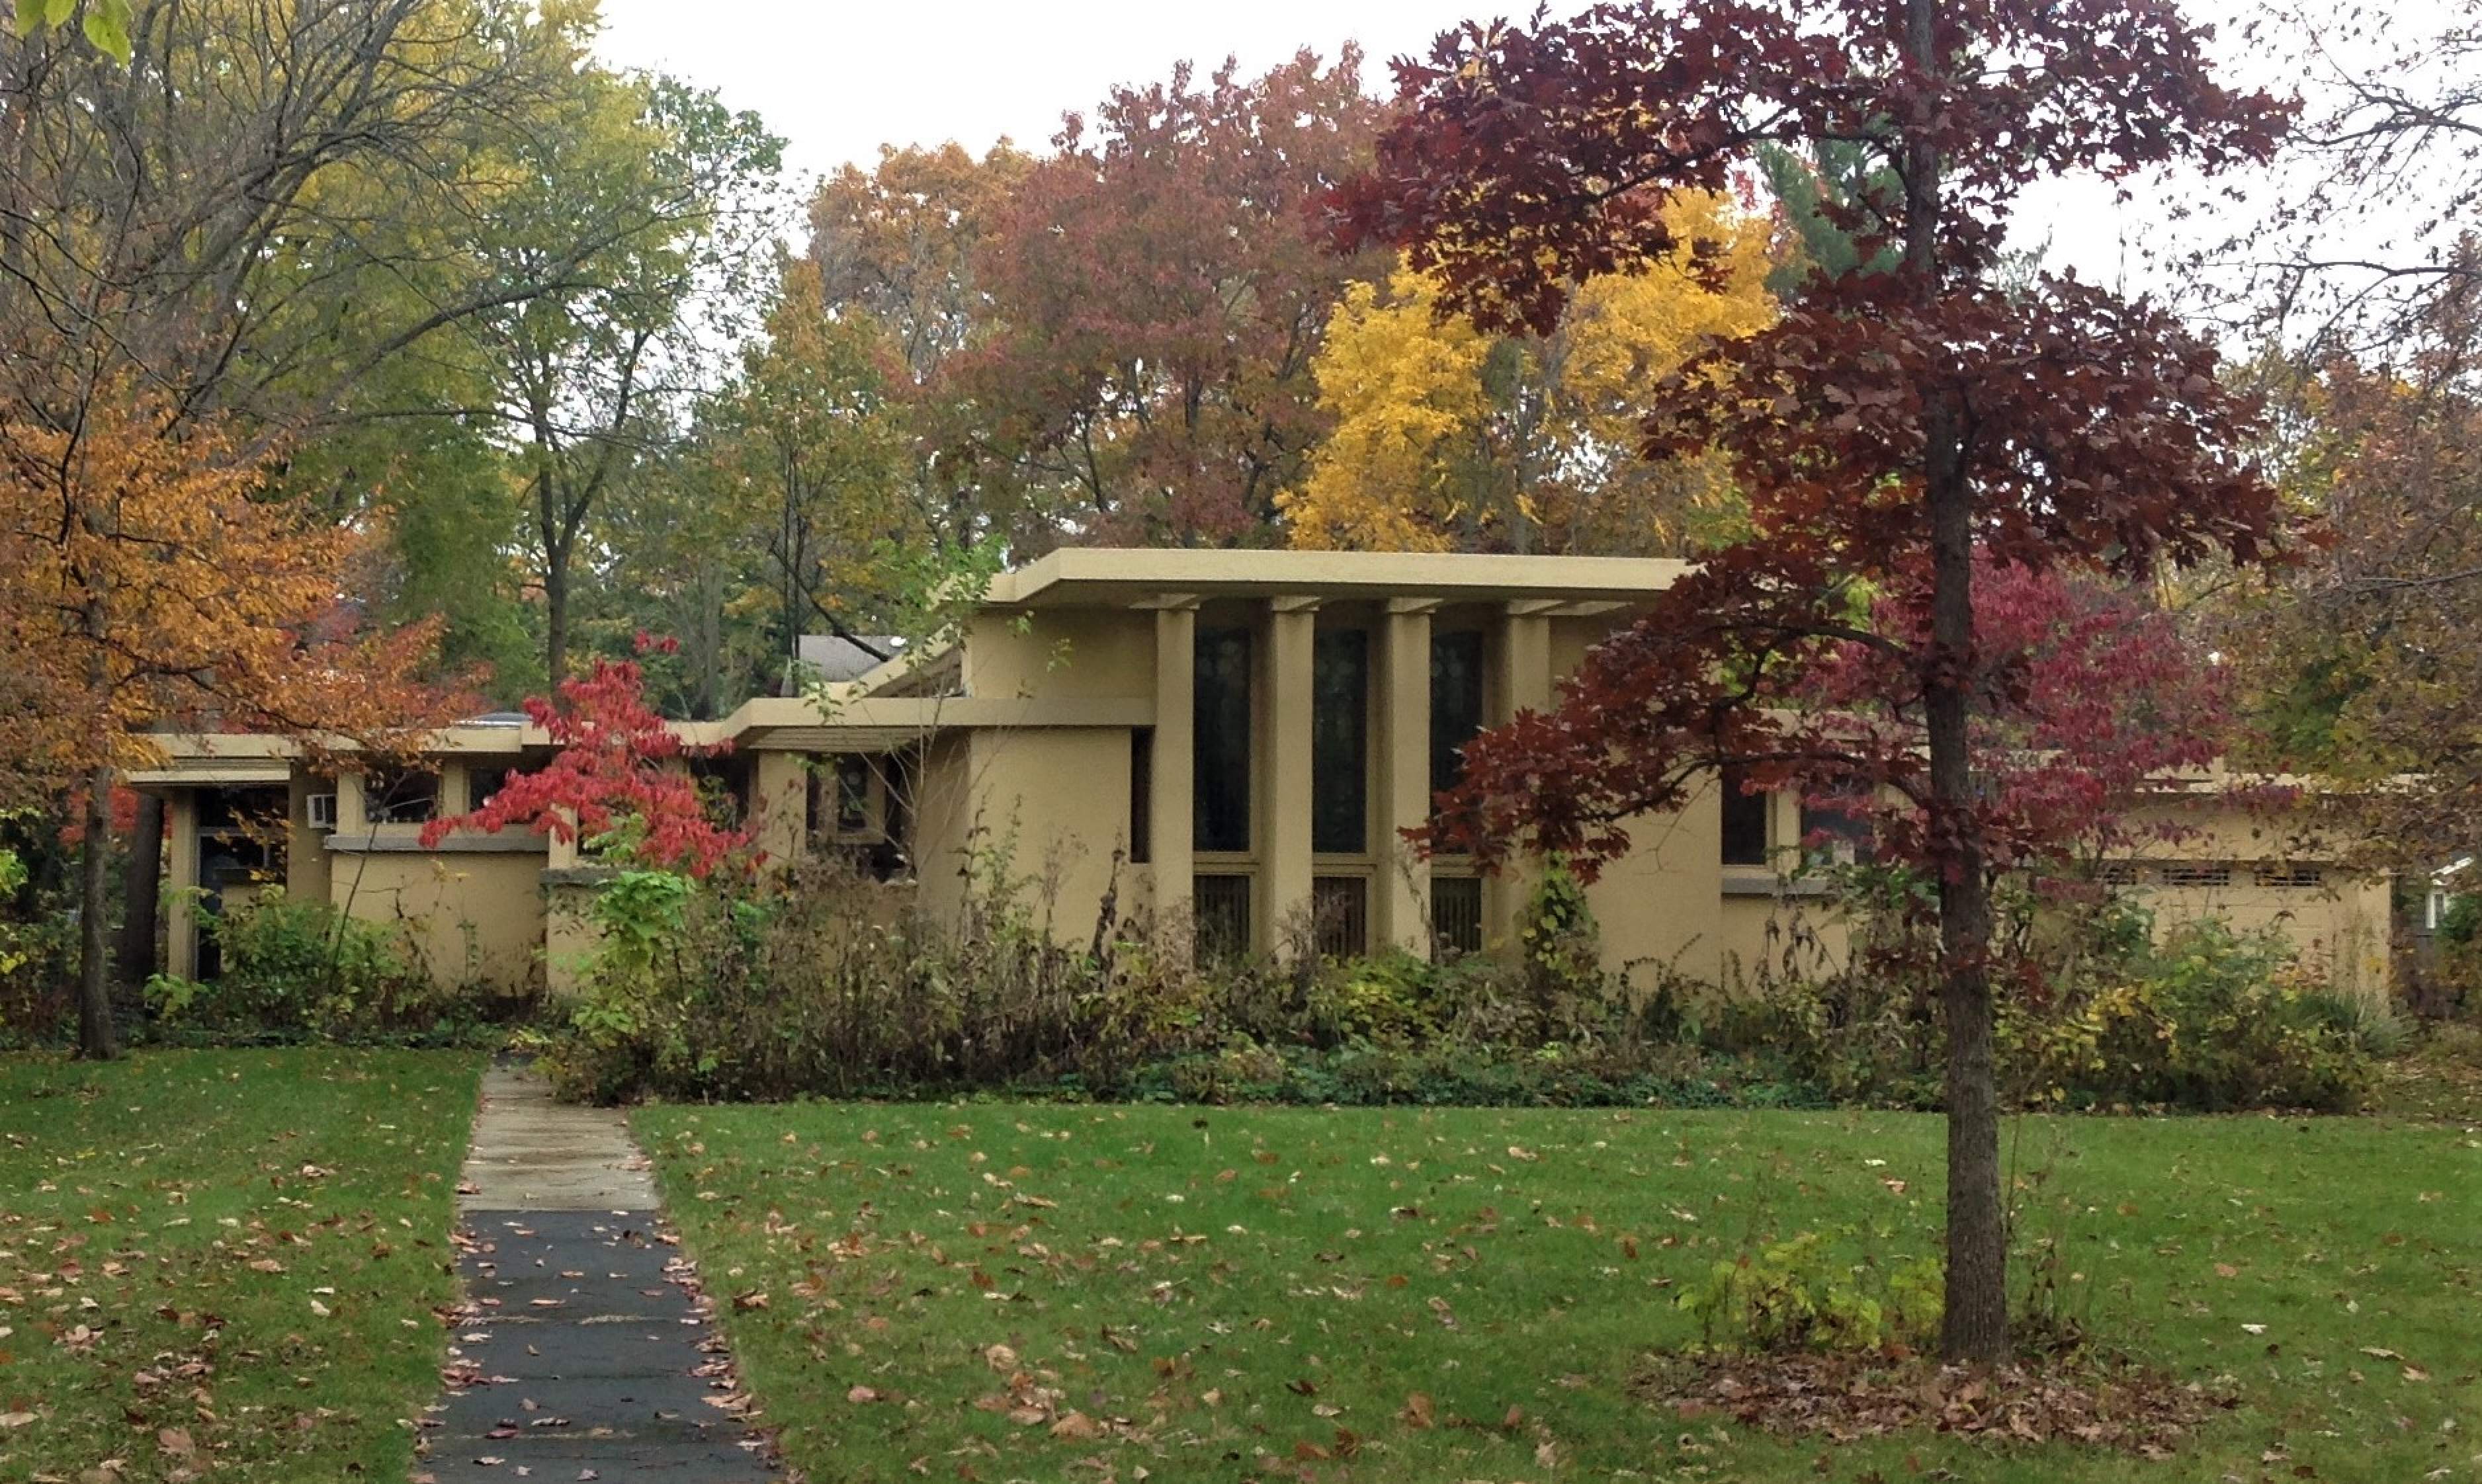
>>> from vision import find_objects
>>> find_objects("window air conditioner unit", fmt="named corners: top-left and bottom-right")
top-left (306, 792), bottom-right (338, 831)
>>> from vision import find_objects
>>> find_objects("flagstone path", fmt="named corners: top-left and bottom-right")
top-left (416, 1063), bottom-right (777, 1483)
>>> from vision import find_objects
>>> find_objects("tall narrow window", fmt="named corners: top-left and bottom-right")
top-left (1129, 727), bottom-right (1153, 864)
top-left (835, 755), bottom-right (873, 833)
top-left (1312, 628), bottom-right (1369, 854)
top-left (1720, 767), bottom-right (1770, 866)
top-left (1430, 630), bottom-right (1486, 804)
top-left (1194, 627), bottom-right (1252, 853)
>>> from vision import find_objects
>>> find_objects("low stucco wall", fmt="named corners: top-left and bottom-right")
top-left (326, 848), bottom-right (546, 994)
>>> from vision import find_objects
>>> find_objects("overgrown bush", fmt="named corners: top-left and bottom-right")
top-left (537, 855), bottom-right (1790, 1106)
top-left (144, 897), bottom-right (470, 1042)
top-left (536, 841), bottom-right (2384, 1114)
top-left (1703, 894), bottom-right (2383, 1113)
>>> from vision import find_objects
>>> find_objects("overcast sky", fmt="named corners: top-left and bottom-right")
top-left (587, 0), bottom-right (2397, 303)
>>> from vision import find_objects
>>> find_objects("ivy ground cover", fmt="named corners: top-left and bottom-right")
top-left (642, 1102), bottom-right (2479, 1484)
top-left (0, 1048), bottom-right (482, 1481)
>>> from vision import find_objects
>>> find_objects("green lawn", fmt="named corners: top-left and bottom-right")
top-left (642, 1101), bottom-right (2481, 1484)
top-left (0, 1048), bottom-right (482, 1483)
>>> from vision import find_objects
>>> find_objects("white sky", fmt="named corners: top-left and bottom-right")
top-left (588, 0), bottom-right (2418, 306)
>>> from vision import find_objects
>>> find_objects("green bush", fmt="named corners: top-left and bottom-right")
top-left (145, 897), bottom-right (469, 1042)
top-left (535, 849), bottom-right (2379, 1115)
top-left (1704, 902), bottom-right (2381, 1114)
top-left (536, 857), bottom-right (1809, 1107)
top-left (1679, 1230), bottom-right (1946, 1354)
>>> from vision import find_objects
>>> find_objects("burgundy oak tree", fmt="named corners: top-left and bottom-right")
top-left (1339, 0), bottom-right (2290, 1360)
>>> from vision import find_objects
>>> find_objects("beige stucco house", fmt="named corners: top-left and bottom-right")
top-left (126, 548), bottom-right (2393, 1000)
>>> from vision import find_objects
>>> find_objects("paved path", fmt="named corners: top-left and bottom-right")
top-left (417, 1064), bottom-right (777, 1483)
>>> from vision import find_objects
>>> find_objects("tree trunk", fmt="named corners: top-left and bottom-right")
top-left (1926, 462), bottom-right (2008, 1362)
top-left (115, 790), bottom-right (163, 992)
top-left (1904, 0), bottom-right (2007, 1363)
top-left (543, 548), bottom-right (569, 686)
top-left (76, 764), bottom-right (120, 1060)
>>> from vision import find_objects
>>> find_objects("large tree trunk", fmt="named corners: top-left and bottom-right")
top-left (1906, 0), bottom-right (2007, 1364)
top-left (115, 789), bottom-right (163, 992)
top-left (76, 764), bottom-right (120, 1060)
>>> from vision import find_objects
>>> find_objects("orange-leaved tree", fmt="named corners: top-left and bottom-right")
top-left (0, 394), bottom-right (466, 1059)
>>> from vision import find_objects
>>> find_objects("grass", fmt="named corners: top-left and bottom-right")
top-left (0, 1048), bottom-right (482, 1482)
top-left (642, 1100), bottom-right (2482, 1484)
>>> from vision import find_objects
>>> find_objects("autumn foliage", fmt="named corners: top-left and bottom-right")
top-left (0, 397), bottom-right (460, 792)
top-left (422, 636), bottom-right (747, 878)
top-left (1285, 188), bottom-right (1777, 555)
top-left (1344, 0), bottom-right (2291, 1360)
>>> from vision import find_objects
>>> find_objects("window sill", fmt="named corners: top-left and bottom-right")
top-left (1721, 870), bottom-right (1833, 899)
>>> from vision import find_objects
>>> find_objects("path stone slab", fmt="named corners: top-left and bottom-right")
top-left (459, 1065), bottom-right (660, 1210)
top-left (421, 1065), bottom-right (774, 1482)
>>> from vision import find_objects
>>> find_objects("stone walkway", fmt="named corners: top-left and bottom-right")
top-left (416, 1064), bottom-right (777, 1483)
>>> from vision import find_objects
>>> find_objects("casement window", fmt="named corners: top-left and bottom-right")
top-left (1431, 874), bottom-right (1484, 956)
top-left (1429, 629), bottom-right (1486, 804)
top-left (1311, 628), bottom-right (1369, 855)
top-left (1129, 727), bottom-right (1152, 864)
top-left (1719, 766), bottom-right (1770, 866)
top-left (1312, 875), bottom-right (1369, 958)
top-left (1800, 791), bottom-right (1875, 866)
top-left (1193, 873), bottom-right (1252, 961)
top-left (1193, 626), bottom-right (1253, 854)
top-left (364, 765), bottom-right (439, 825)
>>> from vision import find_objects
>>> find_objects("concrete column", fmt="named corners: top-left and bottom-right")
top-left (164, 790), bottom-right (199, 979)
top-left (1262, 596), bottom-right (1319, 956)
top-left (1486, 601), bottom-right (1559, 949)
top-left (751, 751), bottom-right (809, 870)
top-left (1148, 601), bottom-right (1197, 926)
top-left (285, 770), bottom-right (332, 904)
top-left (1377, 598), bottom-right (1436, 956)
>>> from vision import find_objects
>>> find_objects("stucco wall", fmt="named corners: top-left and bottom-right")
top-left (1580, 796), bottom-right (1730, 992)
top-left (945, 727), bottom-right (1137, 942)
top-left (325, 848), bottom-right (545, 994)
top-left (965, 609), bottom-right (1158, 700)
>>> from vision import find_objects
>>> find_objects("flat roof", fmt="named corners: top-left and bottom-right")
top-left (985, 548), bottom-right (1690, 608)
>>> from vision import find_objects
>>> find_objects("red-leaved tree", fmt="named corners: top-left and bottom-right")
top-left (1786, 561), bottom-right (2232, 874)
top-left (1342, 0), bottom-right (2291, 1360)
top-left (423, 636), bottom-right (747, 878)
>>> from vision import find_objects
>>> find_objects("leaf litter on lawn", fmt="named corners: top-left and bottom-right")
top-left (1633, 1348), bottom-right (2236, 1458)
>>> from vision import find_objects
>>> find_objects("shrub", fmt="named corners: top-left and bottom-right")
top-left (1705, 904), bottom-right (2381, 1114)
top-left (536, 858), bottom-right (1814, 1107)
top-left (1680, 1231), bottom-right (1946, 1354)
top-left (144, 897), bottom-right (466, 1042)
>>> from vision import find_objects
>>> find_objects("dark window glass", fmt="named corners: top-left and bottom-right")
top-left (365, 766), bottom-right (439, 824)
top-left (1194, 873), bottom-right (1253, 962)
top-left (1720, 767), bottom-right (1769, 866)
top-left (1194, 627), bottom-right (1253, 853)
top-left (1129, 727), bottom-right (1153, 864)
top-left (1312, 629), bottom-right (1369, 854)
top-left (1432, 875), bottom-right (1484, 956)
top-left (835, 755), bottom-right (871, 833)
top-left (1800, 790), bottom-right (1875, 865)
top-left (1312, 876), bottom-right (1369, 957)
top-left (1430, 630), bottom-right (1486, 804)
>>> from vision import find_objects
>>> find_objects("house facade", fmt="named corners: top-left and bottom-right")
top-left (128, 549), bottom-right (2395, 999)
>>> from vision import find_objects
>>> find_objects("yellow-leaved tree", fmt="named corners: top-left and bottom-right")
top-left (1281, 190), bottom-right (1777, 554)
